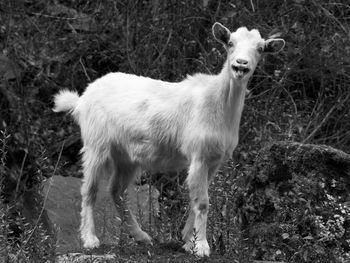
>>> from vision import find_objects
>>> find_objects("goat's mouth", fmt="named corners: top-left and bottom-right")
top-left (231, 65), bottom-right (250, 79)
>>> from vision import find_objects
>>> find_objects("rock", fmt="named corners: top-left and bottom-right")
top-left (43, 175), bottom-right (159, 253)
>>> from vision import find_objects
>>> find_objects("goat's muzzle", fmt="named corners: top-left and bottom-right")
top-left (231, 65), bottom-right (250, 79)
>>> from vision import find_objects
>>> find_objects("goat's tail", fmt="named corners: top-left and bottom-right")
top-left (53, 89), bottom-right (80, 113)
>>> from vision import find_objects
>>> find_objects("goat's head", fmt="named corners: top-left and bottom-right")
top-left (213, 22), bottom-right (285, 81)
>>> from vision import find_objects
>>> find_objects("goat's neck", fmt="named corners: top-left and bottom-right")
top-left (219, 60), bottom-right (248, 129)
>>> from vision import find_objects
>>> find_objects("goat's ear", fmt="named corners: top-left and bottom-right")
top-left (263, 38), bottom-right (285, 53)
top-left (212, 22), bottom-right (231, 46)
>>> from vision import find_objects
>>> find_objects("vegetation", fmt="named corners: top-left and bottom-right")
top-left (0, 0), bottom-right (349, 262)
top-left (231, 142), bottom-right (350, 262)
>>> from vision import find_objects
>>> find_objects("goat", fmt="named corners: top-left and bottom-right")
top-left (53, 22), bottom-right (285, 257)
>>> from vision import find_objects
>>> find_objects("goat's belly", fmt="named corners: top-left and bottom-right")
top-left (128, 141), bottom-right (189, 172)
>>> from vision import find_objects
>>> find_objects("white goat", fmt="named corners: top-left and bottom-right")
top-left (53, 22), bottom-right (285, 257)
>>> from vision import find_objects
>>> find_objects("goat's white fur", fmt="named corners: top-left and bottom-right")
top-left (53, 22), bottom-right (284, 257)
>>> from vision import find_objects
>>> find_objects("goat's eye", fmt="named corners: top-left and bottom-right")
top-left (257, 46), bottom-right (264, 53)
top-left (228, 41), bottom-right (234, 47)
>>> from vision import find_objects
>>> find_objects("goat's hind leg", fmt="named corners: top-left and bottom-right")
top-left (109, 165), bottom-right (152, 245)
top-left (80, 147), bottom-right (108, 249)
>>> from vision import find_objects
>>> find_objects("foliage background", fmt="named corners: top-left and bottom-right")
top-left (0, 0), bottom-right (349, 262)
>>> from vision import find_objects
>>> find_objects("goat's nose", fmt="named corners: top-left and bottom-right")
top-left (236, 59), bottom-right (248, 65)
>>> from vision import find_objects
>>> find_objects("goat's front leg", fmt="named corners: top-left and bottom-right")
top-left (182, 159), bottom-right (210, 257)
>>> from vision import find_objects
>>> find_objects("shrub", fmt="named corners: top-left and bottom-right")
top-left (232, 141), bottom-right (350, 262)
top-left (0, 130), bottom-right (55, 263)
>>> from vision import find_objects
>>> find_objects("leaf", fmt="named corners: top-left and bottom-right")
top-left (282, 233), bottom-right (290, 239)
top-left (303, 250), bottom-right (308, 261)
top-left (303, 235), bottom-right (313, 240)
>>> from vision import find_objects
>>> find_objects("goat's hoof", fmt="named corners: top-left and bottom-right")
top-left (183, 239), bottom-right (210, 257)
top-left (134, 230), bottom-right (153, 245)
top-left (83, 235), bottom-right (100, 249)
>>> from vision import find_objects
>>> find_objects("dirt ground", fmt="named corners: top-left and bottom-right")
top-left (57, 241), bottom-right (237, 263)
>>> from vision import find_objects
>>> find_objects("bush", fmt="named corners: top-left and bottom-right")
top-left (232, 142), bottom-right (350, 262)
top-left (0, 130), bottom-right (55, 262)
